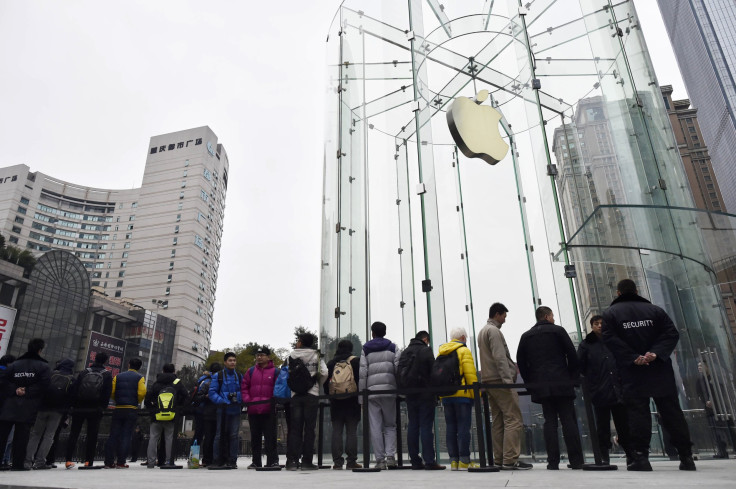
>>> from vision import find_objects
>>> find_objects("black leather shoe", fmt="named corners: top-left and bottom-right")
top-left (627, 451), bottom-right (652, 472)
top-left (679, 455), bottom-right (696, 471)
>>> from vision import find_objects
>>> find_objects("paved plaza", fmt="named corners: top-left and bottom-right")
top-left (1, 458), bottom-right (735, 489)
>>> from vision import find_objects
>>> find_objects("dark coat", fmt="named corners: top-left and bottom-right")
top-left (145, 372), bottom-right (189, 421)
top-left (601, 293), bottom-right (679, 398)
top-left (325, 352), bottom-right (361, 419)
top-left (577, 332), bottom-right (622, 407)
top-left (399, 338), bottom-right (436, 401)
top-left (0, 351), bottom-right (51, 423)
top-left (517, 320), bottom-right (579, 403)
top-left (41, 358), bottom-right (75, 410)
top-left (71, 362), bottom-right (113, 409)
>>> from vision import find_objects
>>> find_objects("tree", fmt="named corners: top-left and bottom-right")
top-left (0, 234), bottom-right (36, 273)
top-left (176, 364), bottom-right (204, 392)
top-left (291, 325), bottom-right (318, 350)
top-left (323, 332), bottom-right (363, 359)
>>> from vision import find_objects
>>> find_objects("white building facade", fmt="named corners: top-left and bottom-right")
top-left (0, 126), bottom-right (228, 367)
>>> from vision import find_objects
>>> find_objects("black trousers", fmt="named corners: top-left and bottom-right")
top-left (0, 420), bottom-right (32, 469)
top-left (540, 397), bottom-right (584, 466)
top-left (627, 395), bottom-right (692, 455)
top-left (287, 395), bottom-right (318, 464)
top-left (65, 411), bottom-right (102, 464)
top-left (248, 412), bottom-right (278, 466)
top-left (200, 417), bottom-right (217, 465)
top-left (593, 403), bottom-right (630, 453)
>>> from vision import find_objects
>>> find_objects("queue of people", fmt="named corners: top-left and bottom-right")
top-left (0, 278), bottom-right (708, 472)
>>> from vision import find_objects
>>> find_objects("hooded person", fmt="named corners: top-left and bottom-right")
top-left (241, 347), bottom-right (280, 469)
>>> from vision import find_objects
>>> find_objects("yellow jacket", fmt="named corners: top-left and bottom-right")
top-left (438, 340), bottom-right (477, 400)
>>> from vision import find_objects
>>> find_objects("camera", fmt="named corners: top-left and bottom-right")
top-left (227, 392), bottom-right (238, 403)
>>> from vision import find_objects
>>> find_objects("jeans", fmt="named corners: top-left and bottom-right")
top-left (248, 412), bottom-right (278, 466)
top-left (540, 397), bottom-right (584, 466)
top-left (65, 411), bottom-right (103, 464)
top-left (25, 410), bottom-right (63, 468)
top-left (626, 395), bottom-right (692, 455)
top-left (406, 398), bottom-right (435, 465)
top-left (331, 407), bottom-right (359, 465)
top-left (213, 410), bottom-right (240, 465)
top-left (367, 396), bottom-right (397, 462)
top-left (443, 402), bottom-right (472, 463)
top-left (147, 422), bottom-right (174, 465)
top-left (104, 409), bottom-right (138, 466)
top-left (287, 394), bottom-right (319, 464)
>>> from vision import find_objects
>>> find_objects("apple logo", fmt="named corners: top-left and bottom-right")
top-left (446, 89), bottom-right (509, 165)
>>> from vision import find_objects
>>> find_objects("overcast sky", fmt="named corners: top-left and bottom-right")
top-left (0, 0), bottom-right (686, 354)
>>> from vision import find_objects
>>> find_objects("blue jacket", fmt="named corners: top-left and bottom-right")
top-left (208, 369), bottom-right (242, 415)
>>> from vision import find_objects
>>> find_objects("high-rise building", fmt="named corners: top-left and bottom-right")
top-left (0, 126), bottom-right (228, 367)
top-left (658, 0), bottom-right (736, 213)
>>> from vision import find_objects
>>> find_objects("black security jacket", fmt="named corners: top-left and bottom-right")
top-left (0, 351), bottom-right (51, 423)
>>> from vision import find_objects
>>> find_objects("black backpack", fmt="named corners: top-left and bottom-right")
top-left (191, 377), bottom-right (211, 407)
top-left (430, 350), bottom-right (462, 396)
top-left (77, 368), bottom-right (105, 402)
top-left (397, 348), bottom-right (420, 389)
top-left (47, 372), bottom-right (73, 404)
top-left (287, 356), bottom-right (316, 395)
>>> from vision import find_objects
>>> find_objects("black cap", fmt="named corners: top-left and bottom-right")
top-left (256, 347), bottom-right (271, 356)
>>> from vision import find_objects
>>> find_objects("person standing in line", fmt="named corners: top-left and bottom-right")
top-left (129, 425), bottom-right (143, 463)
top-left (398, 331), bottom-right (444, 470)
top-left (477, 303), bottom-right (532, 470)
top-left (578, 315), bottom-right (630, 465)
top-left (0, 339), bottom-right (51, 471)
top-left (359, 322), bottom-right (400, 470)
top-left (64, 351), bottom-right (113, 469)
top-left (25, 358), bottom-right (74, 469)
top-left (195, 363), bottom-right (221, 467)
top-left (242, 347), bottom-right (280, 469)
top-left (696, 361), bottom-right (730, 459)
top-left (144, 363), bottom-right (188, 468)
top-left (517, 307), bottom-right (584, 470)
top-left (438, 327), bottom-right (479, 470)
top-left (325, 339), bottom-right (362, 470)
top-left (208, 352), bottom-right (242, 469)
top-left (602, 278), bottom-right (695, 471)
top-left (285, 333), bottom-right (327, 471)
top-left (104, 358), bottom-right (145, 468)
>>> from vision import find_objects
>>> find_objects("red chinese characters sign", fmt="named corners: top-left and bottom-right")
top-left (86, 331), bottom-right (126, 377)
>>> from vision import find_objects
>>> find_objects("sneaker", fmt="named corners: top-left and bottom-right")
top-left (332, 463), bottom-right (343, 470)
top-left (116, 463), bottom-right (129, 469)
top-left (300, 463), bottom-right (319, 471)
top-left (450, 460), bottom-right (459, 471)
top-left (679, 455), bottom-right (696, 471)
top-left (627, 452), bottom-right (652, 472)
top-left (65, 461), bottom-right (76, 470)
top-left (425, 463), bottom-right (446, 470)
top-left (83, 462), bottom-right (92, 467)
top-left (345, 461), bottom-right (362, 469)
top-left (265, 462), bottom-right (281, 468)
top-left (374, 460), bottom-right (387, 470)
top-left (247, 463), bottom-right (259, 470)
top-left (502, 461), bottom-right (533, 470)
top-left (458, 461), bottom-right (480, 470)
top-left (285, 461), bottom-right (299, 471)
top-left (546, 464), bottom-right (559, 470)
top-left (386, 456), bottom-right (398, 468)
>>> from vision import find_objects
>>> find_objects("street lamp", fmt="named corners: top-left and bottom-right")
top-left (143, 299), bottom-right (168, 393)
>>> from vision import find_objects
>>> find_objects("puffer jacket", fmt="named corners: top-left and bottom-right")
top-left (289, 348), bottom-right (328, 397)
top-left (359, 337), bottom-right (399, 399)
top-left (601, 293), bottom-right (680, 398)
top-left (111, 369), bottom-right (146, 409)
top-left (241, 361), bottom-right (278, 415)
top-left (477, 319), bottom-right (517, 384)
top-left (209, 368), bottom-right (243, 415)
top-left (0, 351), bottom-right (51, 423)
top-left (438, 340), bottom-right (477, 403)
top-left (577, 332), bottom-right (622, 407)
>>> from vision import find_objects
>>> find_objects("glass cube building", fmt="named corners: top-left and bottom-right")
top-left (320, 0), bottom-right (736, 457)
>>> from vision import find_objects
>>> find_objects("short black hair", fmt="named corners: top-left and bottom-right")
top-left (163, 363), bottom-right (175, 373)
top-left (0, 354), bottom-right (15, 366)
top-left (617, 279), bottom-right (637, 296)
top-left (223, 351), bottom-right (236, 361)
top-left (298, 333), bottom-right (314, 348)
top-left (590, 315), bottom-right (603, 326)
top-left (415, 330), bottom-right (430, 342)
top-left (336, 339), bottom-right (354, 355)
top-left (489, 303), bottom-right (509, 319)
top-left (535, 306), bottom-right (553, 322)
top-left (209, 362), bottom-right (222, 373)
top-left (94, 351), bottom-right (109, 365)
top-left (129, 358), bottom-right (142, 370)
top-left (371, 321), bottom-right (387, 338)
top-left (28, 338), bottom-right (45, 354)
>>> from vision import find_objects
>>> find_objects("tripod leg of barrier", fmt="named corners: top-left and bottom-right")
top-left (482, 391), bottom-right (495, 466)
top-left (317, 401), bottom-right (325, 468)
top-left (352, 390), bottom-right (381, 472)
top-left (473, 385), bottom-right (487, 467)
top-left (396, 396), bottom-right (404, 467)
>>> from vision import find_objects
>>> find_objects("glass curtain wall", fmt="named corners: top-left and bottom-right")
top-left (323, 0), bottom-right (736, 458)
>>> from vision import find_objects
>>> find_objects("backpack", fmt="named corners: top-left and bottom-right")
top-left (191, 377), bottom-right (211, 407)
top-left (77, 367), bottom-right (105, 402)
top-left (273, 365), bottom-right (291, 399)
top-left (47, 372), bottom-right (73, 404)
top-left (287, 356), bottom-right (316, 395)
top-left (430, 349), bottom-right (462, 396)
top-left (156, 378), bottom-right (180, 421)
top-left (397, 348), bottom-right (420, 389)
top-left (328, 356), bottom-right (357, 395)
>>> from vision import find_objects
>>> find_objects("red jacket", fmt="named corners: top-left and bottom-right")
top-left (240, 361), bottom-right (278, 415)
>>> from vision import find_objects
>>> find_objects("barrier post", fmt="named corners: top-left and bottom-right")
top-left (352, 389), bottom-right (381, 472)
top-left (468, 383), bottom-right (499, 472)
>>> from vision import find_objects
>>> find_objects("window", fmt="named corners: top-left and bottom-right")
top-left (129, 215), bottom-right (135, 221)
top-left (114, 291), bottom-right (121, 298)
top-left (183, 170), bottom-right (188, 177)
top-left (8, 236), bottom-right (18, 244)
top-left (169, 262), bottom-right (174, 270)
top-left (174, 225), bottom-right (179, 233)
top-left (167, 274), bottom-right (172, 283)
top-left (688, 126), bottom-right (696, 133)
top-left (185, 160), bottom-right (190, 167)
top-left (165, 287), bottom-right (170, 296)
top-left (119, 203), bottom-right (124, 209)
top-left (14, 216), bottom-right (24, 224)
top-left (131, 202), bottom-right (138, 208)
top-left (176, 214), bottom-right (181, 222)
top-left (124, 242), bottom-right (131, 249)
top-left (122, 252), bottom-right (128, 258)
top-left (172, 237), bottom-right (178, 245)
top-left (181, 181), bottom-right (187, 188)
top-left (179, 192), bottom-right (184, 199)
top-left (200, 190), bottom-right (208, 202)
top-left (116, 280), bottom-right (124, 287)
top-left (91, 281), bottom-right (100, 287)
top-left (125, 233), bottom-right (132, 239)
top-left (120, 261), bottom-right (127, 268)
top-left (127, 224), bottom-right (133, 230)
top-left (118, 271), bottom-right (125, 278)
top-left (11, 226), bottom-right (21, 233)
top-left (178, 203), bottom-right (183, 210)
top-left (171, 250), bottom-right (176, 258)
top-left (20, 197), bottom-right (29, 205)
